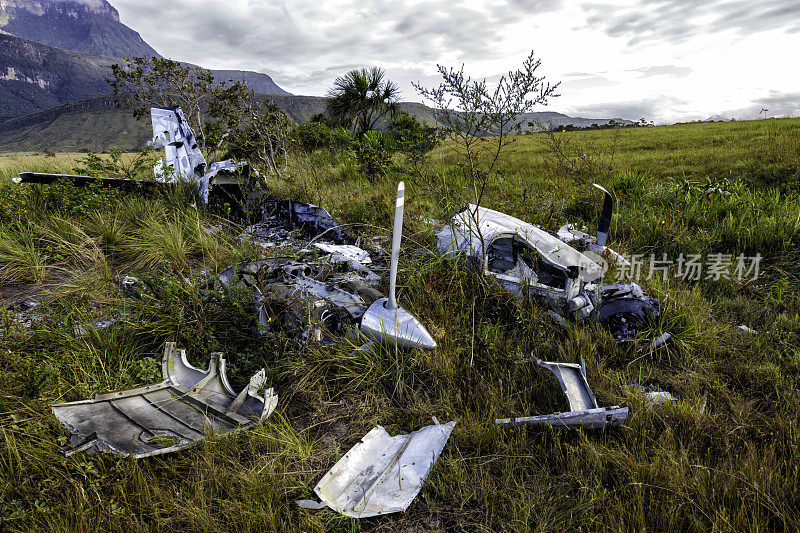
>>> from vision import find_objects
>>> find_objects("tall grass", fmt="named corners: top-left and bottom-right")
top-left (1, 118), bottom-right (799, 531)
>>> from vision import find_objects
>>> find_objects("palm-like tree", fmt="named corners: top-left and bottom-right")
top-left (326, 67), bottom-right (400, 135)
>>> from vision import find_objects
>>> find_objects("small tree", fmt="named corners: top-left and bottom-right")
top-left (388, 111), bottom-right (442, 177)
top-left (326, 67), bottom-right (400, 135)
top-left (108, 57), bottom-right (290, 170)
top-left (412, 51), bottom-right (559, 267)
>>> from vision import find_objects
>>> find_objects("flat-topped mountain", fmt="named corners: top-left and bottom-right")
top-left (0, 0), bottom-right (158, 58)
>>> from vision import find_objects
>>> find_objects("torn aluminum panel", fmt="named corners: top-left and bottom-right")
top-left (312, 243), bottom-right (372, 270)
top-left (436, 185), bottom-right (659, 342)
top-left (51, 342), bottom-right (277, 458)
top-left (495, 356), bottom-right (627, 429)
top-left (299, 419), bottom-right (456, 518)
top-left (149, 107), bottom-right (207, 198)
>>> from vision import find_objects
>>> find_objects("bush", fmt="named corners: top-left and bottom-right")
top-left (292, 121), bottom-right (334, 152)
top-left (355, 131), bottom-right (392, 181)
top-left (0, 179), bottom-right (121, 222)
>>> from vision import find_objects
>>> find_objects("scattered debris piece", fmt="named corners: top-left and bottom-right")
top-left (738, 325), bottom-right (758, 335)
top-left (495, 356), bottom-right (628, 429)
top-left (51, 342), bottom-right (276, 458)
top-left (625, 384), bottom-right (676, 405)
top-left (547, 310), bottom-right (569, 328)
top-left (437, 185), bottom-right (659, 342)
top-left (227, 182), bottom-right (437, 350)
top-left (15, 106), bottom-right (258, 205)
top-left (650, 332), bottom-right (672, 349)
top-left (297, 419), bottom-right (456, 518)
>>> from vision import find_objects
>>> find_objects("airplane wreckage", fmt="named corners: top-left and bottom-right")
top-left (12, 106), bottom-right (673, 519)
top-left (436, 185), bottom-right (662, 342)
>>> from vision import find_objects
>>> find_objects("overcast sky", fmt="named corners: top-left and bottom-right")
top-left (111, 0), bottom-right (800, 124)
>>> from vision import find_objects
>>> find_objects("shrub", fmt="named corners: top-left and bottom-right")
top-left (355, 131), bottom-right (392, 181)
top-left (292, 121), bottom-right (334, 152)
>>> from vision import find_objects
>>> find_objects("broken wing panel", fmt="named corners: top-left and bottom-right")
top-left (311, 421), bottom-right (456, 518)
top-left (51, 342), bottom-right (277, 458)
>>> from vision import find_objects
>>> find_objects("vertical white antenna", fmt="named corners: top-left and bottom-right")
top-left (388, 181), bottom-right (405, 310)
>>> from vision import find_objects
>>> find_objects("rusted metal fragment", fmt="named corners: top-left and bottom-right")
top-left (51, 342), bottom-right (277, 458)
top-left (299, 419), bottom-right (456, 518)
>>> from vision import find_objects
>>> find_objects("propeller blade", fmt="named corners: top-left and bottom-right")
top-left (593, 183), bottom-right (613, 247)
top-left (388, 182), bottom-right (405, 310)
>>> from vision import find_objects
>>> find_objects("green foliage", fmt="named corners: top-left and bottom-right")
top-left (109, 57), bottom-right (291, 174)
top-left (292, 121), bottom-right (334, 152)
top-left (71, 147), bottom-right (158, 181)
top-left (325, 66), bottom-right (400, 134)
top-left (0, 178), bottom-right (120, 222)
top-left (389, 111), bottom-right (442, 176)
top-left (355, 131), bottom-right (392, 181)
top-left (413, 50), bottom-right (559, 211)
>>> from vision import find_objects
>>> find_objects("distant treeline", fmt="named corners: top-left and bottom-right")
top-left (541, 118), bottom-right (654, 132)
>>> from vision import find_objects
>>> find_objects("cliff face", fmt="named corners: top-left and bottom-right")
top-left (0, 33), bottom-right (291, 121)
top-left (0, 0), bottom-right (159, 58)
top-left (0, 0), bottom-right (120, 21)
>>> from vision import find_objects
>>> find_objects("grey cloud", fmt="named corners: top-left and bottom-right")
top-left (567, 96), bottom-right (690, 123)
top-left (114, 0), bottom-right (520, 94)
top-left (629, 65), bottom-right (692, 78)
top-left (581, 0), bottom-right (800, 46)
top-left (561, 73), bottom-right (615, 91)
top-left (750, 91), bottom-right (800, 117)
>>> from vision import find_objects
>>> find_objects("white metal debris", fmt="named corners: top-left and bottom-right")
top-left (496, 356), bottom-right (628, 430)
top-left (51, 342), bottom-right (277, 458)
top-left (298, 419), bottom-right (456, 518)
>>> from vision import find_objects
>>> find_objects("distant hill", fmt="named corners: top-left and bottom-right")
top-left (0, 94), bottom-right (635, 153)
top-left (0, 33), bottom-right (290, 121)
top-left (0, 0), bottom-right (158, 58)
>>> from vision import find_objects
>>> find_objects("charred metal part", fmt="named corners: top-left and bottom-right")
top-left (495, 356), bottom-right (628, 429)
top-left (437, 185), bottom-right (659, 341)
top-left (297, 419), bottom-right (456, 518)
top-left (258, 197), bottom-right (348, 243)
top-left (596, 283), bottom-right (660, 342)
top-left (230, 182), bottom-right (437, 350)
top-left (51, 342), bottom-right (277, 458)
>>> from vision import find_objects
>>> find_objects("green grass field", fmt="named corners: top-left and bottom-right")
top-left (1, 118), bottom-right (799, 531)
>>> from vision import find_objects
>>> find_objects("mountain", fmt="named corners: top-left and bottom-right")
top-left (0, 0), bottom-right (158, 58)
top-left (0, 32), bottom-right (290, 121)
top-left (0, 94), bottom-right (634, 153)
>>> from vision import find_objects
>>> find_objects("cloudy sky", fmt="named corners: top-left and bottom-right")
top-left (112, 0), bottom-right (800, 124)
